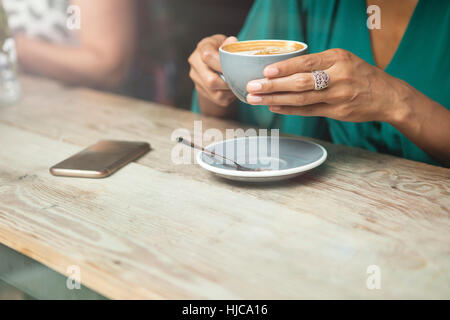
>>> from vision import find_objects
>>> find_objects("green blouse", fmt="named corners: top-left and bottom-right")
top-left (192, 0), bottom-right (450, 166)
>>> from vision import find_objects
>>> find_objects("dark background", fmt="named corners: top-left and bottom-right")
top-left (123, 0), bottom-right (254, 109)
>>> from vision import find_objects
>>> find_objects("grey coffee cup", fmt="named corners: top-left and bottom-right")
top-left (219, 40), bottom-right (308, 103)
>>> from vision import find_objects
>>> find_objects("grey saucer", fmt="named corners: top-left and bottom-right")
top-left (197, 136), bottom-right (327, 182)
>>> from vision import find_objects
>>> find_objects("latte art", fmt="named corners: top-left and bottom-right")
top-left (239, 46), bottom-right (300, 55)
top-left (222, 40), bottom-right (304, 56)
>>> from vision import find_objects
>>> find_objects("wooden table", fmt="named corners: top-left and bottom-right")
top-left (0, 76), bottom-right (449, 299)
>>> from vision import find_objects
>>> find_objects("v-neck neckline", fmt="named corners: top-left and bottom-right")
top-left (364, 0), bottom-right (422, 72)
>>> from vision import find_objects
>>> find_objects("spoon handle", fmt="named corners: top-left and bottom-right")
top-left (176, 137), bottom-right (257, 171)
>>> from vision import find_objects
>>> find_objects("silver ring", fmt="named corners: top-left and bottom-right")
top-left (312, 70), bottom-right (330, 90)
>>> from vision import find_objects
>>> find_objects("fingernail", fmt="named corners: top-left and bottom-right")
top-left (247, 81), bottom-right (262, 91)
top-left (265, 67), bottom-right (279, 77)
top-left (247, 95), bottom-right (263, 104)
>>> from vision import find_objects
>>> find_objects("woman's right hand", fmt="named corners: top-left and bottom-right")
top-left (188, 35), bottom-right (238, 108)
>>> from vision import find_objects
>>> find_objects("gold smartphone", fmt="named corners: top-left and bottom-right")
top-left (50, 140), bottom-right (151, 178)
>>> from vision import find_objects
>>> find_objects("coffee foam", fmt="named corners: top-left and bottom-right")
top-left (222, 41), bottom-right (304, 56)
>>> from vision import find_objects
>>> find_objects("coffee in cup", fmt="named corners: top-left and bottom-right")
top-left (219, 40), bottom-right (308, 102)
top-left (222, 40), bottom-right (305, 56)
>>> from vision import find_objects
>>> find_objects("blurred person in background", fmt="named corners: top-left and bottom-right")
top-left (2, 0), bottom-right (252, 104)
top-left (3, 0), bottom-right (136, 89)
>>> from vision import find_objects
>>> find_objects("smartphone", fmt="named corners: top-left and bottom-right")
top-left (50, 140), bottom-right (151, 178)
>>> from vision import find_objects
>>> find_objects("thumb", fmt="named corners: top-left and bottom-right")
top-left (223, 36), bottom-right (238, 45)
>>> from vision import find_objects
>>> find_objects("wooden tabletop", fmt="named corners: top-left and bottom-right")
top-left (0, 76), bottom-right (449, 299)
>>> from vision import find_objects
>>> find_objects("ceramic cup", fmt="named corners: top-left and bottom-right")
top-left (219, 40), bottom-right (308, 103)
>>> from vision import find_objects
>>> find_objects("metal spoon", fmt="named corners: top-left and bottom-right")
top-left (176, 137), bottom-right (266, 172)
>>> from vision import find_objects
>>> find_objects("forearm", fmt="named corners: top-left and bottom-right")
top-left (198, 93), bottom-right (238, 118)
top-left (15, 36), bottom-right (129, 88)
top-left (389, 80), bottom-right (450, 166)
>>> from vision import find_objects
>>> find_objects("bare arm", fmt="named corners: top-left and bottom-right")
top-left (197, 90), bottom-right (238, 118)
top-left (15, 0), bottom-right (136, 88)
top-left (245, 49), bottom-right (450, 166)
top-left (390, 82), bottom-right (450, 166)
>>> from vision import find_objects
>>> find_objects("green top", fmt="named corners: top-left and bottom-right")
top-left (192, 0), bottom-right (450, 166)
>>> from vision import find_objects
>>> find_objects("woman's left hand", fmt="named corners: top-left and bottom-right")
top-left (246, 48), bottom-right (409, 124)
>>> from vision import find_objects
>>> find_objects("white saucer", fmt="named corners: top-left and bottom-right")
top-left (196, 136), bottom-right (327, 182)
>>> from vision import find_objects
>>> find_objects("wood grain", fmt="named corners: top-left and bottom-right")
top-left (0, 75), bottom-right (449, 299)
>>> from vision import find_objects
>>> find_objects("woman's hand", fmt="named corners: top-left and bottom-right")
top-left (246, 48), bottom-right (410, 124)
top-left (188, 35), bottom-right (238, 108)
top-left (246, 48), bottom-right (450, 165)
